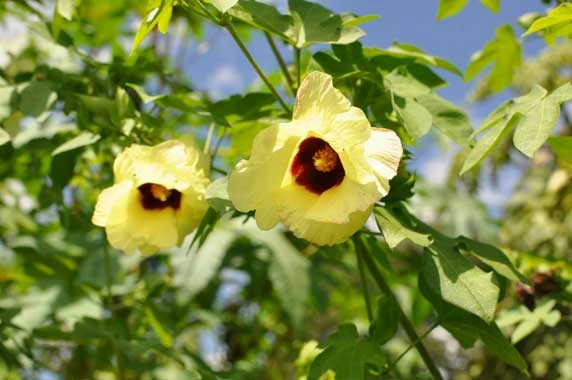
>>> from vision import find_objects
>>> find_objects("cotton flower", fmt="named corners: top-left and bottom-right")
top-left (92, 138), bottom-right (210, 255)
top-left (228, 71), bottom-right (403, 245)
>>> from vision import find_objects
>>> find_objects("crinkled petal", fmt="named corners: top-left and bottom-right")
top-left (317, 107), bottom-right (371, 152)
top-left (105, 188), bottom-right (179, 255)
top-left (305, 180), bottom-right (381, 224)
top-left (92, 181), bottom-right (133, 227)
top-left (293, 71), bottom-right (351, 124)
top-left (114, 141), bottom-right (207, 191)
top-left (365, 128), bottom-right (403, 187)
top-left (113, 149), bottom-right (136, 183)
top-left (228, 125), bottom-right (300, 229)
top-left (276, 183), bottom-right (372, 245)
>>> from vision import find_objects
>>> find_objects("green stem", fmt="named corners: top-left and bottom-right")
top-left (103, 246), bottom-right (126, 380)
top-left (355, 247), bottom-right (374, 322)
top-left (354, 236), bottom-right (443, 380)
top-left (384, 322), bottom-right (439, 376)
top-left (223, 21), bottom-right (291, 114)
top-left (204, 122), bottom-right (216, 154)
top-left (295, 47), bottom-right (301, 89)
top-left (264, 32), bottom-right (295, 94)
top-left (192, 0), bottom-right (221, 24)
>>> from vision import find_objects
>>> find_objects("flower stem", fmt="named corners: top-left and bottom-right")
top-left (223, 20), bottom-right (291, 114)
top-left (354, 236), bottom-right (443, 380)
top-left (103, 246), bottom-right (126, 380)
top-left (264, 32), bottom-right (295, 94)
top-left (355, 247), bottom-right (374, 322)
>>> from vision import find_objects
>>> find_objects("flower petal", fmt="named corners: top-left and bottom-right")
top-left (318, 106), bottom-right (371, 152)
top-left (365, 128), bottom-right (403, 183)
top-left (105, 188), bottom-right (179, 255)
top-left (92, 181), bottom-right (133, 227)
top-left (293, 71), bottom-right (351, 124)
top-left (228, 125), bottom-right (300, 229)
top-left (115, 141), bottom-right (207, 191)
top-left (277, 183), bottom-right (372, 245)
top-left (305, 179), bottom-right (380, 223)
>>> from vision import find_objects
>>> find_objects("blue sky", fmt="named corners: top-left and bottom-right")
top-left (188, 0), bottom-right (547, 113)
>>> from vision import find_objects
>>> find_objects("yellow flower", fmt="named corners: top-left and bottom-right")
top-left (92, 139), bottom-right (210, 255)
top-left (228, 71), bottom-right (403, 246)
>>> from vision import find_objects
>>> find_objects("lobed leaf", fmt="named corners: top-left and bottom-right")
top-left (523, 3), bottom-right (572, 45)
top-left (465, 25), bottom-right (522, 94)
top-left (308, 324), bottom-right (385, 380)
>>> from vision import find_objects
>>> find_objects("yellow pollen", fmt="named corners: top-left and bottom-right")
top-left (312, 146), bottom-right (338, 172)
top-left (149, 184), bottom-right (172, 202)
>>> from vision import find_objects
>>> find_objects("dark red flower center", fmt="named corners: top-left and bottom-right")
top-left (138, 183), bottom-right (181, 210)
top-left (290, 137), bottom-right (345, 195)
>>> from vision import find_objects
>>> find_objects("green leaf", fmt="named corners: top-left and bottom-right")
top-left (385, 67), bottom-right (432, 98)
top-left (0, 127), bottom-right (9, 146)
top-left (288, 0), bottom-right (366, 48)
top-left (459, 238), bottom-right (527, 282)
top-left (52, 132), bottom-right (101, 156)
top-left (419, 276), bottom-right (528, 374)
top-left (511, 316), bottom-right (540, 344)
top-left (548, 136), bottom-right (572, 164)
top-left (125, 83), bottom-right (165, 104)
top-left (416, 92), bottom-right (474, 148)
top-left (342, 14), bottom-right (380, 28)
top-left (246, 228), bottom-right (310, 329)
top-left (421, 246), bottom-right (499, 322)
top-left (386, 42), bottom-right (462, 76)
top-left (370, 295), bottom-right (399, 344)
top-left (173, 229), bottom-right (235, 304)
top-left (308, 324), bottom-right (385, 380)
top-left (461, 85), bottom-right (553, 173)
top-left (50, 150), bottom-right (81, 188)
top-left (460, 114), bottom-right (519, 175)
top-left (207, 0), bottom-right (239, 13)
top-left (132, 1), bottom-right (174, 53)
top-left (465, 25), bottom-right (522, 93)
top-left (374, 208), bottom-right (432, 248)
top-left (56, 0), bottom-right (74, 20)
top-left (145, 307), bottom-right (173, 348)
top-left (393, 95), bottom-right (433, 141)
top-left (480, 0), bottom-right (499, 13)
top-left (523, 3), bottom-right (572, 45)
top-left (19, 81), bottom-right (56, 117)
top-left (507, 300), bottom-right (561, 343)
top-left (513, 82), bottom-right (572, 157)
top-left (229, 0), bottom-right (292, 39)
top-left (437, 0), bottom-right (469, 20)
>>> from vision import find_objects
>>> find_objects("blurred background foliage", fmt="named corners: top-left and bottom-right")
top-left (0, 0), bottom-right (571, 379)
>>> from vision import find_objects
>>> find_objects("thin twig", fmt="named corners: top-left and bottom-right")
top-left (354, 236), bottom-right (443, 380)
top-left (295, 47), bottom-right (301, 89)
top-left (223, 20), bottom-right (291, 114)
top-left (384, 322), bottom-right (440, 376)
top-left (264, 32), bottom-right (295, 94)
top-left (204, 122), bottom-right (216, 154)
